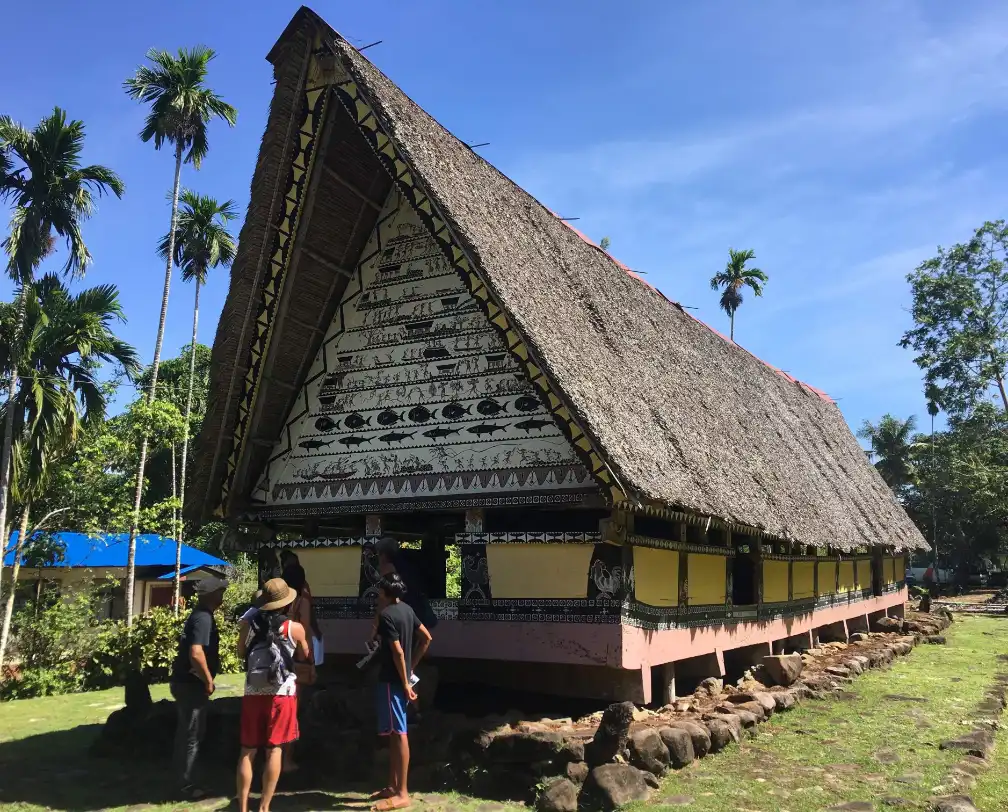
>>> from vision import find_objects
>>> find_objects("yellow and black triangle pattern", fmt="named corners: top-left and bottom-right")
top-left (328, 65), bottom-right (626, 506)
top-left (216, 44), bottom-right (331, 516)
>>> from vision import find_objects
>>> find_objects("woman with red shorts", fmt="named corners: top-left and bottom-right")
top-left (236, 578), bottom-right (314, 812)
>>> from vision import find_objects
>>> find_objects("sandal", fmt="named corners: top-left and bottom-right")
top-left (369, 787), bottom-right (395, 801)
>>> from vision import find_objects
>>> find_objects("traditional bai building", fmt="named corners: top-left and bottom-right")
top-left (190, 7), bottom-right (927, 702)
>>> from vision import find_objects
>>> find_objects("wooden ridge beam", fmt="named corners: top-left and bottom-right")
top-left (303, 246), bottom-right (353, 276)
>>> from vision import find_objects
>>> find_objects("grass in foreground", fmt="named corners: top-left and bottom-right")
top-left (640, 614), bottom-right (1008, 812)
top-left (0, 617), bottom-right (1005, 811)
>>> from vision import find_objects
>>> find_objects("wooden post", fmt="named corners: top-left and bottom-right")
top-left (787, 542), bottom-right (794, 602)
top-left (464, 508), bottom-right (484, 534)
top-left (677, 522), bottom-right (688, 611)
top-left (725, 528), bottom-right (734, 613)
top-left (755, 536), bottom-right (764, 610)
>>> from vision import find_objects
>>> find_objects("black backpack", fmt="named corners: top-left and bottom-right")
top-left (245, 613), bottom-right (294, 689)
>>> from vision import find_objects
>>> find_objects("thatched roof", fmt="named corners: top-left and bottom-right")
top-left (190, 7), bottom-right (926, 552)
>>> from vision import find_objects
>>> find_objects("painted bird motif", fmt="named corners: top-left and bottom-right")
top-left (590, 560), bottom-right (623, 600)
top-left (462, 554), bottom-right (490, 600)
top-left (298, 440), bottom-right (333, 451)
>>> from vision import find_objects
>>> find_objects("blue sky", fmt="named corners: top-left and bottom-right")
top-left (2, 0), bottom-right (1006, 435)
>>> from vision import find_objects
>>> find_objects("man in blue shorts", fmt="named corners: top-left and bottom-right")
top-left (371, 573), bottom-right (432, 810)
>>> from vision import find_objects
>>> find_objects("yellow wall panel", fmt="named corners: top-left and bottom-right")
top-left (763, 560), bottom-right (789, 603)
top-left (838, 560), bottom-right (855, 593)
top-left (487, 544), bottom-right (594, 599)
top-left (295, 547), bottom-right (362, 597)
top-left (895, 556), bottom-right (905, 579)
top-left (854, 558), bottom-right (871, 591)
top-left (688, 553), bottom-right (726, 605)
top-left (633, 546), bottom-right (679, 607)
top-left (817, 560), bottom-right (837, 596)
top-left (883, 557), bottom-right (896, 585)
top-left (793, 561), bottom-right (815, 600)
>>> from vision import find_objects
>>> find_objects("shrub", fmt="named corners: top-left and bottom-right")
top-left (2, 558), bottom-right (254, 700)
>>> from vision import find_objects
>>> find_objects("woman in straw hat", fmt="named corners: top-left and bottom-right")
top-left (236, 578), bottom-right (314, 812)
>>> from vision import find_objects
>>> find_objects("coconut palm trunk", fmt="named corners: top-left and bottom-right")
top-left (0, 505), bottom-right (30, 668)
top-left (174, 279), bottom-right (201, 607)
top-left (125, 141), bottom-right (183, 624)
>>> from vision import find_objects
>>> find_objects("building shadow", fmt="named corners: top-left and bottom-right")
top-left (0, 724), bottom-right (363, 811)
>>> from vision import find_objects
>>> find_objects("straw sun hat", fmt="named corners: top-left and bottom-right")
top-left (258, 577), bottom-right (297, 611)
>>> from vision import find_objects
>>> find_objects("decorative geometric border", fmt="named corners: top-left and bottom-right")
top-left (255, 489), bottom-right (593, 519)
top-left (325, 52), bottom-right (627, 507)
top-left (456, 531), bottom-right (600, 545)
top-left (263, 537), bottom-right (369, 548)
top-left (627, 533), bottom-right (735, 557)
top-left (217, 39), bottom-right (331, 516)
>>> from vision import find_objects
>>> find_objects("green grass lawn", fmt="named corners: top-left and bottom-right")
top-left (0, 617), bottom-right (1005, 812)
top-left (641, 614), bottom-right (1008, 812)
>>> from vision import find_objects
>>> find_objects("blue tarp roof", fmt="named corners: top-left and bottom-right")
top-left (2, 532), bottom-right (228, 571)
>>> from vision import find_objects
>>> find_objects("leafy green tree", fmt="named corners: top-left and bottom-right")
top-left (901, 221), bottom-right (1008, 418)
top-left (123, 47), bottom-right (237, 623)
top-left (857, 414), bottom-right (920, 494)
top-left (0, 109), bottom-right (123, 606)
top-left (599, 236), bottom-right (611, 251)
top-left (904, 404), bottom-right (1008, 576)
top-left (156, 191), bottom-right (236, 605)
top-left (709, 248), bottom-right (768, 341)
top-left (0, 276), bottom-right (138, 667)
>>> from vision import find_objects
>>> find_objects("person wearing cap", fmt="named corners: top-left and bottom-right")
top-left (168, 576), bottom-right (227, 800)
top-left (236, 577), bottom-right (313, 812)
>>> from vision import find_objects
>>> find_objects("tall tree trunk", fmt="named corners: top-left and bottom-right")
top-left (125, 142), bottom-right (184, 625)
top-left (0, 505), bottom-right (30, 670)
top-left (175, 281), bottom-right (201, 614)
top-left (171, 442), bottom-right (181, 615)
top-left (994, 369), bottom-right (1008, 415)
top-left (730, 312), bottom-right (735, 342)
top-left (0, 287), bottom-right (29, 599)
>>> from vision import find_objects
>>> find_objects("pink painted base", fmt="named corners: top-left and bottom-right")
top-left (318, 589), bottom-right (906, 673)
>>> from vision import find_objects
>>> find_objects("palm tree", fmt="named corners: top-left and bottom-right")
top-left (156, 190), bottom-right (236, 610)
top-left (709, 248), bottom-right (769, 341)
top-left (0, 109), bottom-right (124, 607)
top-left (857, 414), bottom-right (919, 493)
top-left (123, 47), bottom-right (237, 623)
top-left (0, 276), bottom-right (139, 666)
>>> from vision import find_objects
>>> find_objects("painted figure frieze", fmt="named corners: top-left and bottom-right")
top-left (254, 190), bottom-right (596, 509)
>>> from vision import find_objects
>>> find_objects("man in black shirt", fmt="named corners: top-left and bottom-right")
top-left (372, 573), bottom-right (432, 810)
top-left (169, 577), bottom-right (226, 799)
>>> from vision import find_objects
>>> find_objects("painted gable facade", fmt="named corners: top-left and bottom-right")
top-left (253, 187), bottom-right (598, 512)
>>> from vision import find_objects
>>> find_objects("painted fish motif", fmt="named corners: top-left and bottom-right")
top-left (422, 427), bottom-right (460, 440)
top-left (514, 396), bottom-right (541, 412)
top-left (467, 423), bottom-right (507, 437)
top-left (476, 398), bottom-right (508, 416)
top-left (379, 431), bottom-right (417, 445)
top-left (344, 413), bottom-right (372, 430)
top-left (338, 435), bottom-right (372, 447)
top-left (407, 405), bottom-right (437, 423)
top-left (442, 402), bottom-right (472, 420)
top-left (376, 409), bottom-right (405, 426)
top-left (515, 418), bottom-right (552, 433)
top-left (314, 416), bottom-right (340, 433)
top-left (299, 439), bottom-right (333, 450)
